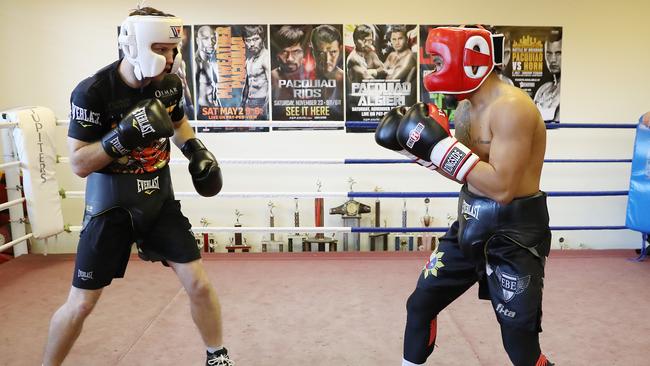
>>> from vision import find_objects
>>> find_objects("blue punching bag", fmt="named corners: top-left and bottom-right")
top-left (625, 116), bottom-right (650, 232)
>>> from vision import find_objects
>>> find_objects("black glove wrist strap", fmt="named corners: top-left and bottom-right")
top-left (181, 138), bottom-right (206, 159)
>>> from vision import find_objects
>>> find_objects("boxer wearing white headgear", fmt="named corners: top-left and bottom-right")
top-left (118, 15), bottom-right (183, 80)
top-left (375, 25), bottom-right (554, 366)
top-left (44, 6), bottom-right (233, 366)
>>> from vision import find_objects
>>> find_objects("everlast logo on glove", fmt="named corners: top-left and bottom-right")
top-left (132, 107), bottom-right (156, 138)
top-left (108, 136), bottom-right (129, 155)
top-left (137, 176), bottom-right (160, 194)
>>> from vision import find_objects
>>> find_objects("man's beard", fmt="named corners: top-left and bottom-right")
top-left (443, 94), bottom-right (459, 110)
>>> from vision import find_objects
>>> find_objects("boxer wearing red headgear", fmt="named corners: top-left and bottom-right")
top-left (375, 26), bottom-right (554, 366)
top-left (423, 27), bottom-right (503, 99)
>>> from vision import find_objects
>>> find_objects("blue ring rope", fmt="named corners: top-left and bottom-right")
top-left (351, 226), bottom-right (629, 233)
top-left (347, 191), bottom-right (628, 198)
top-left (345, 121), bottom-right (638, 130)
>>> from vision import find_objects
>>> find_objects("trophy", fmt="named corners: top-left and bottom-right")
top-left (419, 198), bottom-right (436, 251)
top-left (369, 186), bottom-right (389, 251)
top-left (261, 201), bottom-right (285, 252)
top-left (227, 210), bottom-right (250, 252)
top-left (196, 217), bottom-right (217, 252)
top-left (395, 199), bottom-right (414, 251)
top-left (287, 198), bottom-right (306, 252)
top-left (329, 178), bottom-right (371, 251)
top-left (304, 180), bottom-right (337, 252)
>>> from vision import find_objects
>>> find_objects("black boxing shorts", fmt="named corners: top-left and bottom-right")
top-left (415, 185), bottom-right (551, 332)
top-left (72, 166), bottom-right (200, 289)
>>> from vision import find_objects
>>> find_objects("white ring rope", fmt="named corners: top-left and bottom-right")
top-left (61, 191), bottom-right (350, 199)
top-left (0, 233), bottom-right (33, 253)
top-left (56, 157), bottom-right (346, 165)
top-left (66, 226), bottom-right (351, 233)
top-left (55, 120), bottom-right (346, 129)
top-left (0, 198), bottom-right (26, 211)
top-left (0, 161), bottom-right (20, 169)
top-left (0, 122), bottom-right (18, 129)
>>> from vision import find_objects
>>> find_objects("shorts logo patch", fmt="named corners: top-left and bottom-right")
top-left (496, 303), bottom-right (517, 318)
top-left (423, 250), bottom-right (445, 278)
top-left (137, 176), bottom-right (160, 195)
top-left (77, 269), bottom-right (94, 281)
top-left (461, 199), bottom-right (480, 221)
top-left (495, 266), bottom-right (530, 303)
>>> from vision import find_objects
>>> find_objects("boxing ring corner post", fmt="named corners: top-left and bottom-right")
top-left (0, 123), bottom-right (29, 256)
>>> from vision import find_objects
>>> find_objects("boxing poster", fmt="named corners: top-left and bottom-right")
top-left (193, 24), bottom-right (269, 132)
top-left (117, 25), bottom-right (196, 121)
top-left (344, 24), bottom-right (418, 132)
top-left (419, 25), bottom-right (563, 123)
top-left (495, 26), bottom-right (563, 123)
top-left (269, 24), bottom-right (344, 125)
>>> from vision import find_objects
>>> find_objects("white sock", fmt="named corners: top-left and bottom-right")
top-left (207, 345), bottom-right (224, 354)
top-left (402, 358), bottom-right (425, 366)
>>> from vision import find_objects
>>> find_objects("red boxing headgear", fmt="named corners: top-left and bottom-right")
top-left (423, 27), bottom-right (503, 98)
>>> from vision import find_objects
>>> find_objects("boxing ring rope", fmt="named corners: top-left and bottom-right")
top-left (64, 225), bottom-right (629, 234)
top-left (56, 157), bottom-right (633, 165)
top-left (49, 119), bottom-right (640, 130)
top-left (0, 198), bottom-right (30, 253)
top-left (1, 116), bottom-right (643, 256)
top-left (58, 190), bottom-right (630, 200)
top-left (0, 234), bottom-right (34, 253)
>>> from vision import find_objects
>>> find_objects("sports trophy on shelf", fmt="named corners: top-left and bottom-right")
top-left (286, 198), bottom-right (307, 252)
top-left (369, 186), bottom-right (389, 251)
top-left (329, 178), bottom-right (371, 251)
top-left (226, 209), bottom-right (251, 253)
top-left (261, 201), bottom-right (285, 252)
top-left (395, 200), bottom-right (414, 251)
top-left (196, 217), bottom-right (217, 253)
top-left (304, 180), bottom-right (337, 252)
top-left (418, 198), bottom-right (437, 251)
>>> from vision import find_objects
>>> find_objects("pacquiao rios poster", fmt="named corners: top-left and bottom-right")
top-left (269, 24), bottom-right (344, 123)
top-left (419, 25), bottom-right (562, 123)
top-left (344, 24), bottom-right (417, 132)
top-left (193, 24), bottom-right (269, 132)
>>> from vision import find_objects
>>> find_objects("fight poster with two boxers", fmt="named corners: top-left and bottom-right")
top-left (419, 25), bottom-right (563, 123)
top-left (269, 24), bottom-right (344, 124)
top-left (344, 24), bottom-right (418, 132)
top-left (192, 24), bottom-right (269, 132)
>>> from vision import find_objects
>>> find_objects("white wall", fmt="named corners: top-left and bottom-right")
top-left (1, 0), bottom-right (649, 253)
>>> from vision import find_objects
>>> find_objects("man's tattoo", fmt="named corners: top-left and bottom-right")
top-left (453, 101), bottom-right (471, 144)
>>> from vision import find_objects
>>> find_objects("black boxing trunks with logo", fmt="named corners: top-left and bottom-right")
top-left (404, 185), bottom-right (551, 363)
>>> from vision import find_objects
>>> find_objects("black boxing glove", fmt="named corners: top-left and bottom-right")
top-left (101, 98), bottom-right (174, 158)
top-left (181, 138), bottom-right (223, 197)
top-left (375, 106), bottom-right (436, 170)
top-left (396, 102), bottom-right (479, 182)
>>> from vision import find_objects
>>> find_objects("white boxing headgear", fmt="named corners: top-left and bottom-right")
top-left (118, 15), bottom-right (183, 80)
